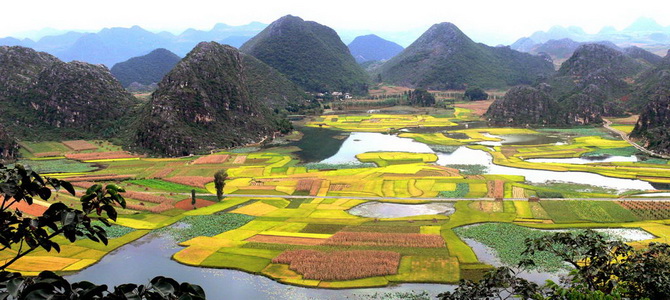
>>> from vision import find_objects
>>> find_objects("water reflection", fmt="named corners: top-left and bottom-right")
top-left (436, 147), bottom-right (654, 191)
top-left (320, 132), bottom-right (433, 164)
top-left (348, 202), bottom-right (455, 218)
top-left (66, 233), bottom-right (453, 299)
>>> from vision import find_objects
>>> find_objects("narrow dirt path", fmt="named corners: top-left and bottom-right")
top-left (602, 118), bottom-right (670, 159)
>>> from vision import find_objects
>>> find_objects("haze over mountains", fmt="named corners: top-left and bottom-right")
top-left (2, 14), bottom-right (670, 157)
top-left (347, 35), bottom-right (404, 63)
top-left (2, 16), bottom-right (670, 69)
top-left (0, 23), bottom-right (267, 66)
top-left (110, 48), bottom-right (181, 89)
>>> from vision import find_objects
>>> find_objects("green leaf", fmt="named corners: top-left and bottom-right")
top-left (61, 211), bottom-right (76, 226)
top-left (60, 181), bottom-right (75, 196)
top-left (103, 205), bottom-right (118, 221)
top-left (37, 187), bottom-right (51, 200)
top-left (85, 184), bottom-right (102, 195)
top-left (7, 277), bottom-right (24, 296)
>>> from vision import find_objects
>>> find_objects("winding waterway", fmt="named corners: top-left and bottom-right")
top-left (67, 128), bottom-right (664, 298)
top-left (66, 233), bottom-right (454, 299)
top-left (319, 132), bottom-right (656, 191)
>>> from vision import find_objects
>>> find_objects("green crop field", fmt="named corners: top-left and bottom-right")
top-left (8, 111), bottom-right (670, 288)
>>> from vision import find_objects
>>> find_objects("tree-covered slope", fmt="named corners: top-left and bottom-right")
top-left (240, 15), bottom-right (369, 95)
top-left (630, 52), bottom-right (670, 155)
top-left (0, 46), bottom-right (137, 140)
top-left (487, 44), bottom-right (652, 127)
top-left (110, 48), bottom-right (181, 87)
top-left (378, 22), bottom-right (555, 90)
top-left (131, 42), bottom-right (305, 156)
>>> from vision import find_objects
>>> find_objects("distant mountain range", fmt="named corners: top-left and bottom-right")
top-left (110, 48), bottom-right (181, 89)
top-left (347, 34), bottom-right (404, 63)
top-left (0, 23), bottom-right (268, 67)
top-left (512, 17), bottom-right (670, 58)
top-left (4, 16), bottom-right (670, 69)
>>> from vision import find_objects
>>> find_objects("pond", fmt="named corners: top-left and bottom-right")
top-left (65, 126), bottom-right (660, 297)
top-left (460, 226), bottom-right (655, 284)
top-left (66, 233), bottom-right (454, 299)
top-left (475, 133), bottom-right (564, 146)
top-left (347, 201), bottom-right (455, 218)
top-left (526, 156), bottom-right (638, 164)
top-left (320, 132), bottom-right (433, 164)
top-left (313, 132), bottom-right (655, 191)
top-left (436, 146), bottom-right (655, 192)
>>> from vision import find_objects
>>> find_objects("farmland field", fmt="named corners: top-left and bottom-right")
top-left (9, 107), bottom-right (670, 295)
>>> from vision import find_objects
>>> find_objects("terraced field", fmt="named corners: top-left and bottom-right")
top-left (9, 107), bottom-right (670, 288)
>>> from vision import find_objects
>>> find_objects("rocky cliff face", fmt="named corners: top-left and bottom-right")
top-left (0, 46), bottom-right (59, 98)
top-left (485, 85), bottom-right (561, 126)
top-left (630, 70), bottom-right (670, 155)
top-left (132, 42), bottom-right (297, 156)
top-left (486, 43), bottom-right (654, 127)
top-left (0, 46), bottom-right (137, 140)
top-left (0, 124), bottom-right (18, 162)
top-left (561, 84), bottom-right (605, 125)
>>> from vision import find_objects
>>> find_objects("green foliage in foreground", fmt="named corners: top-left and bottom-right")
top-left (156, 213), bottom-right (254, 242)
top-left (440, 230), bottom-right (670, 300)
top-left (454, 223), bottom-right (574, 272)
top-left (90, 221), bottom-right (135, 239)
top-left (12, 159), bottom-right (97, 174)
top-left (0, 271), bottom-right (206, 300)
top-left (129, 179), bottom-right (209, 194)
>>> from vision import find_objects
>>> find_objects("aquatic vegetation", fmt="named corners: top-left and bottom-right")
top-left (156, 213), bottom-right (254, 242)
top-left (444, 164), bottom-right (488, 175)
top-left (439, 183), bottom-right (470, 198)
top-left (455, 223), bottom-right (571, 271)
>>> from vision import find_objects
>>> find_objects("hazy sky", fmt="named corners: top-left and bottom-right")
top-left (4, 0), bottom-right (670, 45)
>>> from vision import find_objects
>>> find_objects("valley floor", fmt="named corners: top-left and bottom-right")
top-left (5, 105), bottom-right (670, 290)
